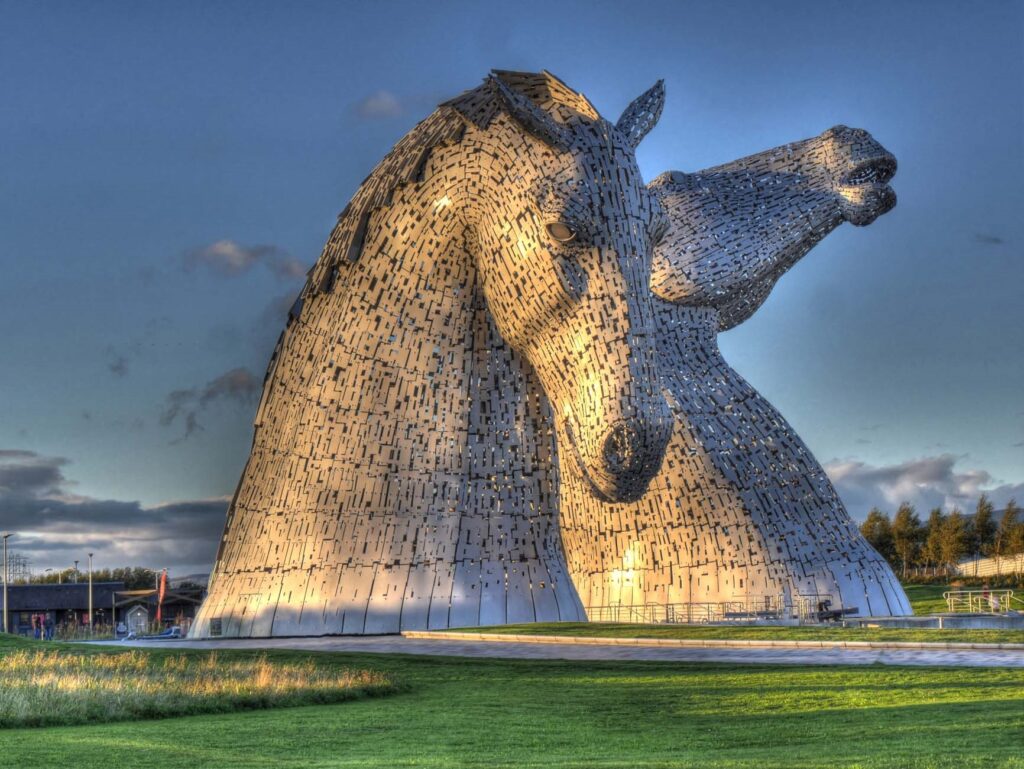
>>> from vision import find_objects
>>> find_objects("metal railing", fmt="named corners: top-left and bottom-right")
top-left (943, 589), bottom-right (1022, 614)
top-left (586, 594), bottom-right (837, 625)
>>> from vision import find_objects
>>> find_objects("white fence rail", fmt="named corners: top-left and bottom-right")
top-left (586, 594), bottom-right (840, 625)
top-left (943, 589), bottom-right (1023, 614)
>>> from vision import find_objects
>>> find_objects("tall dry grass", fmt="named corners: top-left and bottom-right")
top-left (0, 649), bottom-right (393, 728)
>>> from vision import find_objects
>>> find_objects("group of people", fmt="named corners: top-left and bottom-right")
top-left (30, 613), bottom-right (56, 640)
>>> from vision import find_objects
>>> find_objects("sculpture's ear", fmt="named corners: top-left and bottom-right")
top-left (489, 73), bottom-right (571, 151)
top-left (616, 80), bottom-right (665, 148)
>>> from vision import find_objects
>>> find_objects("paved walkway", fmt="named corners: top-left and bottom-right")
top-left (88, 634), bottom-right (1024, 668)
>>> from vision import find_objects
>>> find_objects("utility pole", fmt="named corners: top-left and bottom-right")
top-left (74, 560), bottom-right (79, 583)
top-left (2, 533), bottom-right (10, 634)
top-left (87, 552), bottom-right (94, 637)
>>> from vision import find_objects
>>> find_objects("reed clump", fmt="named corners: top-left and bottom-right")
top-left (0, 649), bottom-right (394, 728)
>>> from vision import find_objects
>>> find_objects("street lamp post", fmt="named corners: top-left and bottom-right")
top-left (2, 533), bottom-right (10, 634)
top-left (87, 553), bottom-right (94, 637)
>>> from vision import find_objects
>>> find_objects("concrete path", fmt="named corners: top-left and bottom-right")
top-left (87, 634), bottom-right (1024, 668)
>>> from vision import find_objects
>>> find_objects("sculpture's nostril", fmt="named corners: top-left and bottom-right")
top-left (603, 422), bottom-right (644, 475)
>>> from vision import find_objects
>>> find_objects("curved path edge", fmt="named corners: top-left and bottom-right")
top-left (401, 630), bottom-right (1024, 651)
top-left (80, 634), bottom-right (1024, 668)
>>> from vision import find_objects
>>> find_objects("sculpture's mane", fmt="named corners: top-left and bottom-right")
top-left (304, 71), bottom-right (600, 302)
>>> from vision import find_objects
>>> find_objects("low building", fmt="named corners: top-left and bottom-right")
top-left (2, 582), bottom-right (124, 636)
top-left (2, 581), bottom-right (207, 636)
top-left (113, 586), bottom-right (205, 634)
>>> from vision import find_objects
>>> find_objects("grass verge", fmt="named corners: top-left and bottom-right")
top-left (450, 622), bottom-right (1022, 644)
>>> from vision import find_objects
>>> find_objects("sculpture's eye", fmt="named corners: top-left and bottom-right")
top-left (546, 221), bottom-right (577, 243)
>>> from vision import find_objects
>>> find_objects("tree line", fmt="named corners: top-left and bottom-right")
top-left (25, 567), bottom-right (160, 590)
top-left (859, 495), bottom-right (1024, 577)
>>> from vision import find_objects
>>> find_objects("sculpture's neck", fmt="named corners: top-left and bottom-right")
top-left (654, 303), bottom-right (722, 364)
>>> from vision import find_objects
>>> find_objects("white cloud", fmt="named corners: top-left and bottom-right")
top-left (825, 453), bottom-right (1024, 519)
top-left (184, 240), bottom-right (307, 281)
top-left (354, 90), bottom-right (402, 119)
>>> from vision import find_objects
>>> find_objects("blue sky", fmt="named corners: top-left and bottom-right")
top-left (1, 0), bottom-right (1021, 573)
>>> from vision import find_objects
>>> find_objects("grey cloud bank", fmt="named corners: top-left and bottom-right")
top-left (0, 450), bottom-right (225, 574)
top-left (824, 453), bottom-right (1024, 516)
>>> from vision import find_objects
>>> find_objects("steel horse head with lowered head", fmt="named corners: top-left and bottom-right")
top-left (192, 71), bottom-right (674, 637)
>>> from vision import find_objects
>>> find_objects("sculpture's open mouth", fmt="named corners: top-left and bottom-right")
top-left (840, 156), bottom-right (896, 188)
top-left (837, 154), bottom-right (897, 225)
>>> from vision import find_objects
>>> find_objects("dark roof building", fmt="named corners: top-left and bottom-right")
top-left (3, 582), bottom-right (125, 636)
top-left (5, 582), bottom-right (125, 612)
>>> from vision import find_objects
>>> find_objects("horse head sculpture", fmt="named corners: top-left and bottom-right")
top-left (193, 71), bottom-right (674, 637)
top-left (649, 125), bottom-right (897, 328)
top-left (449, 72), bottom-right (674, 502)
top-left (559, 125), bottom-right (912, 618)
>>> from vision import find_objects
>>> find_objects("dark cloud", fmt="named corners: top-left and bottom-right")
top-left (825, 453), bottom-right (1024, 520)
top-left (267, 255), bottom-right (308, 281)
top-left (0, 449), bottom-right (38, 459)
top-left (0, 450), bottom-right (70, 496)
top-left (183, 239), bottom-right (307, 281)
top-left (108, 355), bottom-right (128, 377)
top-left (0, 449), bottom-right (226, 573)
top-left (354, 90), bottom-right (403, 119)
top-left (105, 331), bottom-right (165, 380)
top-left (160, 367), bottom-right (261, 441)
top-left (259, 291), bottom-right (300, 330)
top-left (975, 233), bottom-right (1005, 245)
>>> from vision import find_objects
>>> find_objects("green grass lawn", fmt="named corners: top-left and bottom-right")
top-left (1, 635), bottom-right (1022, 768)
top-left (449, 622), bottom-right (1023, 644)
top-left (904, 584), bottom-right (954, 614)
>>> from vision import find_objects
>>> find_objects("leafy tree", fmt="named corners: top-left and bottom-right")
top-left (891, 502), bottom-right (922, 578)
top-left (30, 567), bottom-right (78, 584)
top-left (174, 580), bottom-right (207, 591)
top-left (30, 566), bottom-right (158, 589)
top-left (939, 508), bottom-right (968, 569)
top-left (922, 508), bottom-right (946, 568)
top-left (994, 499), bottom-right (1021, 559)
top-left (970, 494), bottom-right (997, 557)
top-left (860, 508), bottom-right (895, 561)
top-left (1006, 502), bottom-right (1024, 555)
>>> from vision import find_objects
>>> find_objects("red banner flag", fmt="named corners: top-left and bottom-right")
top-left (156, 569), bottom-right (167, 624)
